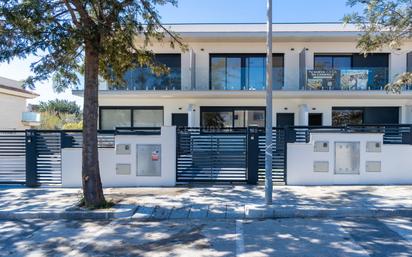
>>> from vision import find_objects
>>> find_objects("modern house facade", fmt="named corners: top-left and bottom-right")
top-left (72, 23), bottom-right (412, 130)
top-left (0, 77), bottom-right (40, 129)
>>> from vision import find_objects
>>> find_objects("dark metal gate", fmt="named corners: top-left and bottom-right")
top-left (257, 128), bottom-right (287, 185)
top-left (34, 132), bottom-right (62, 185)
top-left (176, 128), bottom-right (248, 182)
top-left (176, 127), bottom-right (288, 184)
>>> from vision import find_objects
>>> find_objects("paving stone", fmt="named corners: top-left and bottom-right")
top-left (244, 205), bottom-right (276, 219)
top-left (188, 204), bottom-right (209, 219)
top-left (169, 206), bottom-right (191, 219)
top-left (131, 206), bottom-right (154, 219)
top-left (207, 205), bottom-right (227, 219)
top-left (226, 205), bottom-right (245, 219)
top-left (151, 206), bottom-right (173, 220)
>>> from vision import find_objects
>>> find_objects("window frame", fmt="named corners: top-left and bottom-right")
top-left (99, 106), bottom-right (164, 129)
top-left (314, 54), bottom-right (353, 70)
top-left (209, 53), bottom-right (285, 90)
top-left (109, 53), bottom-right (182, 90)
top-left (200, 106), bottom-right (266, 128)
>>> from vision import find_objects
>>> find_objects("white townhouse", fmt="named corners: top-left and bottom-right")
top-left (0, 76), bottom-right (40, 130)
top-left (73, 23), bottom-right (412, 130)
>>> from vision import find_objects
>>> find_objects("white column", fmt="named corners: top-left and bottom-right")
top-left (187, 104), bottom-right (196, 127)
top-left (402, 105), bottom-right (412, 124)
top-left (298, 104), bottom-right (309, 126)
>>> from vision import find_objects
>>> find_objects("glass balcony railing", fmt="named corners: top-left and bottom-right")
top-left (108, 67), bottom-right (182, 91)
top-left (304, 68), bottom-right (389, 91)
top-left (22, 112), bottom-right (41, 126)
top-left (73, 66), bottom-right (401, 92)
top-left (210, 67), bottom-right (285, 91)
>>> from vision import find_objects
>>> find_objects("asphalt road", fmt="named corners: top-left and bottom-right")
top-left (1, 217), bottom-right (412, 257)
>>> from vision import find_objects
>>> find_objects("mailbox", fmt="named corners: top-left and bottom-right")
top-left (116, 144), bottom-right (131, 155)
top-left (136, 144), bottom-right (161, 176)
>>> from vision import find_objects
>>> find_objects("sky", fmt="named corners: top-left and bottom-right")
top-left (0, 0), bottom-right (362, 108)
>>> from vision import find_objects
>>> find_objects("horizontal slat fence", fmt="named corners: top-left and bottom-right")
top-left (0, 131), bottom-right (26, 184)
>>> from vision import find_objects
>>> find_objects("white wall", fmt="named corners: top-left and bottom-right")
top-left (287, 132), bottom-right (412, 185)
top-left (0, 93), bottom-right (28, 130)
top-left (62, 126), bottom-right (176, 187)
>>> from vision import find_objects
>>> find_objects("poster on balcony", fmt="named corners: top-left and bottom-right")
top-left (306, 70), bottom-right (338, 90)
top-left (340, 70), bottom-right (369, 90)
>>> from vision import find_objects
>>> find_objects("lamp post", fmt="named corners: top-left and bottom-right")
top-left (265, 0), bottom-right (273, 205)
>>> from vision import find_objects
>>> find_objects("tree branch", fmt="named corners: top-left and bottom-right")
top-left (63, 0), bottom-right (80, 28)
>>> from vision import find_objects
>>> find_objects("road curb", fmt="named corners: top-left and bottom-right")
top-left (0, 204), bottom-right (137, 220)
top-left (2, 205), bottom-right (412, 221)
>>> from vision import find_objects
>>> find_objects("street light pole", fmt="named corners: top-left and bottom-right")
top-left (265, 0), bottom-right (273, 205)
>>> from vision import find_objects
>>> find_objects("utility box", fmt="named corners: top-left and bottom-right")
top-left (334, 142), bottom-right (360, 174)
top-left (116, 144), bottom-right (131, 155)
top-left (116, 163), bottom-right (131, 175)
top-left (313, 161), bottom-right (329, 172)
top-left (366, 161), bottom-right (381, 172)
top-left (314, 141), bottom-right (329, 152)
top-left (366, 141), bottom-right (382, 152)
top-left (136, 144), bottom-right (161, 176)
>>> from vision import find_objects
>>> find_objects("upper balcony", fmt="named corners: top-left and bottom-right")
top-left (304, 67), bottom-right (390, 91)
top-left (88, 66), bottom-right (407, 93)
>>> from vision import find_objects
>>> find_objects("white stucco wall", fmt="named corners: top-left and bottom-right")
top-left (62, 126), bottom-right (176, 187)
top-left (287, 132), bottom-right (412, 185)
top-left (0, 93), bottom-right (28, 130)
top-left (98, 95), bottom-right (412, 127)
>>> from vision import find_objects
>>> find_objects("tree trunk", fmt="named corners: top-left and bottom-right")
top-left (82, 39), bottom-right (106, 207)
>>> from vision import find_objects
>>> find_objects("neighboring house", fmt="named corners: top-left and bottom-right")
top-left (0, 76), bottom-right (40, 129)
top-left (72, 23), bottom-right (412, 129)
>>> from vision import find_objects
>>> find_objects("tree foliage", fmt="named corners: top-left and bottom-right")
top-left (37, 99), bottom-right (81, 117)
top-left (35, 99), bottom-right (82, 129)
top-left (0, 0), bottom-right (186, 91)
top-left (344, 0), bottom-right (412, 91)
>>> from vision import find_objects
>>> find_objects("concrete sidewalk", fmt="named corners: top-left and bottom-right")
top-left (1, 185), bottom-right (412, 220)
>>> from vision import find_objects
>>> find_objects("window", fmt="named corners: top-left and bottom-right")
top-left (309, 113), bottom-right (323, 126)
top-left (332, 108), bottom-right (363, 126)
top-left (133, 109), bottom-right (164, 127)
top-left (109, 54), bottom-right (181, 90)
top-left (332, 107), bottom-right (399, 126)
top-left (201, 107), bottom-right (265, 128)
top-left (210, 54), bottom-right (284, 90)
top-left (314, 55), bottom-right (352, 70)
top-left (100, 107), bottom-right (163, 129)
top-left (100, 109), bottom-right (131, 130)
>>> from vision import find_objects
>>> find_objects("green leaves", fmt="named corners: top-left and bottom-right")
top-left (344, 0), bottom-right (411, 53)
top-left (345, 0), bottom-right (412, 92)
top-left (0, 0), bottom-right (187, 90)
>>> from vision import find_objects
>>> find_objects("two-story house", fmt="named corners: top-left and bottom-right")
top-left (73, 23), bottom-right (412, 129)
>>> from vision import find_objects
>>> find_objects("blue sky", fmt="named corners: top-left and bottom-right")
top-left (0, 0), bottom-right (362, 107)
